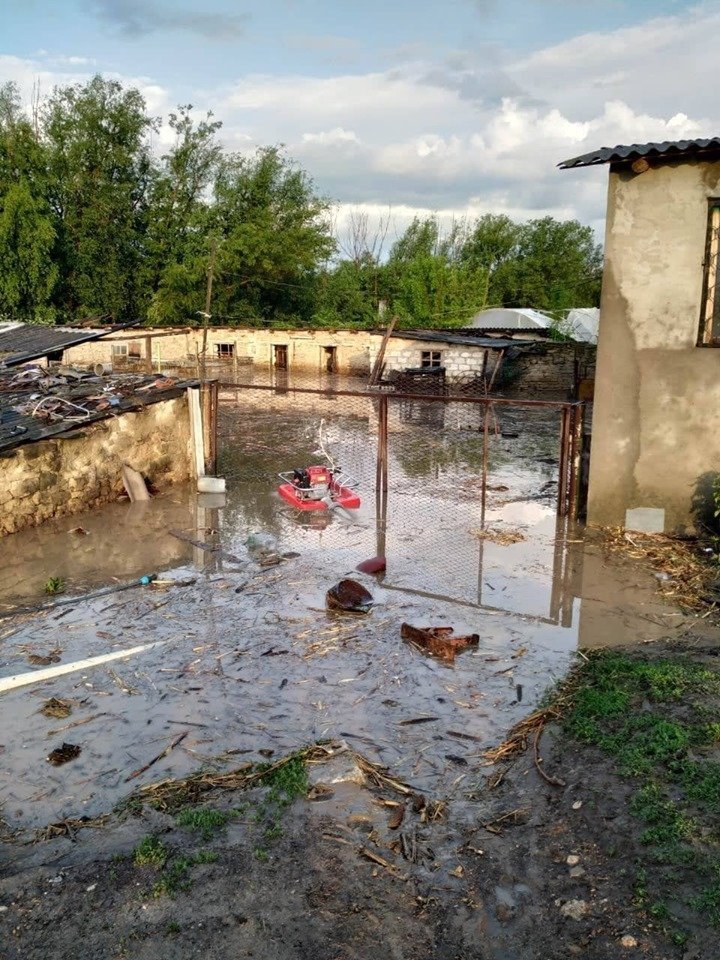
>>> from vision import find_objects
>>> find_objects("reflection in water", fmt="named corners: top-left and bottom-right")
top-left (0, 383), bottom-right (684, 829)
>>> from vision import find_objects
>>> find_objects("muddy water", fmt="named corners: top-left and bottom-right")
top-left (0, 386), bottom-right (682, 831)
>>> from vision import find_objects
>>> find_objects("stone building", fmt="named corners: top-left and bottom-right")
top-left (561, 137), bottom-right (720, 532)
top-left (65, 326), bottom-right (592, 398)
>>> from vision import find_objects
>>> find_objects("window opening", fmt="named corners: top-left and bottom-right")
top-left (420, 350), bottom-right (442, 368)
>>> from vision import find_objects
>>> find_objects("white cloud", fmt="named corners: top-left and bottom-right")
top-left (2, 2), bottom-right (719, 239)
top-left (302, 127), bottom-right (361, 146)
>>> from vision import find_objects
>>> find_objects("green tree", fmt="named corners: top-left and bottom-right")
top-left (314, 257), bottom-right (379, 327)
top-left (385, 217), bottom-right (487, 327)
top-left (0, 180), bottom-right (57, 322)
top-left (151, 147), bottom-right (334, 325)
top-left (490, 217), bottom-right (603, 312)
top-left (145, 106), bottom-right (223, 287)
top-left (42, 75), bottom-right (155, 321)
top-left (0, 83), bottom-right (56, 321)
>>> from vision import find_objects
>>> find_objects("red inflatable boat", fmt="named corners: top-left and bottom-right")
top-left (277, 466), bottom-right (361, 511)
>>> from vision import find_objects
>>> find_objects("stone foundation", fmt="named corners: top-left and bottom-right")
top-left (0, 396), bottom-right (193, 536)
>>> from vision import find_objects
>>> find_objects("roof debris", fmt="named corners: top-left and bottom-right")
top-left (0, 365), bottom-right (198, 453)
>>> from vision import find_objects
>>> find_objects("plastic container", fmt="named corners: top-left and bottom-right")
top-left (197, 476), bottom-right (226, 494)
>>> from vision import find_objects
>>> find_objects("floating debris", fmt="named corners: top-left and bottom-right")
top-left (599, 526), bottom-right (717, 611)
top-left (40, 698), bottom-right (72, 719)
top-left (326, 579), bottom-right (374, 614)
top-left (356, 556), bottom-right (386, 575)
top-left (47, 743), bottom-right (81, 766)
top-left (472, 528), bottom-right (526, 545)
top-left (27, 649), bottom-right (62, 666)
top-left (401, 624), bottom-right (479, 663)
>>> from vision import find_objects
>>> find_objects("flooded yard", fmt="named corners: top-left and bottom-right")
top-left (0, 383), bottom-right (682, 835)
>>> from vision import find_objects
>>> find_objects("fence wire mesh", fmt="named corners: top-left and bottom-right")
top-left (216, 381), bottom-right (583, 623)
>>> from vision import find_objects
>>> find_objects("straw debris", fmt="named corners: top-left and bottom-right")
top-left (598, 526), bottom-right (718, 611)
top-left (473, 528), bottom-right (526, 546)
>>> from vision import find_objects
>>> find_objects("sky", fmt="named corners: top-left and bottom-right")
top-left (0, 0), bottom-right (717, 242)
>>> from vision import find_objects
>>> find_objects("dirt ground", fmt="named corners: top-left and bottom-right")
top-left (3, 637), bottom-right (717, 960)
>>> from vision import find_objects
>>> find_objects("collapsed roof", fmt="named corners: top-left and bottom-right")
top-left (0, 366), bottom-right (198, 453)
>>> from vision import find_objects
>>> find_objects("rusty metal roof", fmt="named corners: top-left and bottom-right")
top-left (393, 330), bottom-right (537, 349)
top-left (0, 369), bottom-right (198, 453)
top-left (0, 321), bottom-right (138, 368)
top-left (559, 137), bottom-right (720, 170)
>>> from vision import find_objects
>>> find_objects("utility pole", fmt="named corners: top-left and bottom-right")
top-left (198, 239), bottom-right (218, 381)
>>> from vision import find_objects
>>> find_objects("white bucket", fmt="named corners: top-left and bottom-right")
top-left (197, 476), bottom-right (226, 494)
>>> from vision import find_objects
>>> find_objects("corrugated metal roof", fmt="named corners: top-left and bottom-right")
top-left (392, 330), bottom-right (533, 349)
top-left (0, 321), bottom-right (138, 368)
top-left (559, 137), bottom-right (720, 170)
top-left (469, 307), bottom-right (553, 330)
top-left (0, 369), bottom-right (198, 452)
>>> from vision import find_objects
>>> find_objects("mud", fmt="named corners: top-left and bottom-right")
top-left (0, 382), bottom-right (712, 958)
top-left (0, 684), bottom-right (703, 960)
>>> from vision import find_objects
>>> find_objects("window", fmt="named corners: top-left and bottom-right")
top-left (111, 343), bottom-right (128, 358)
top-left (128, 340), bottom-right (142, 359)
top-left (699, 201), bottom-right (720, 345)
top-left (421, 350), bottom-right (442, 368)
top-left (216, 343), bottom-right (236, 358)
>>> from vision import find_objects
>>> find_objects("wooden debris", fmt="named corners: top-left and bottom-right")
top-left (124, 731), bottom-right (189, 782)
top-left (401, 623), bottom-right (479, 663)
top-left (388, 805), bottom-right (406, 830)
top-left (480, 806), bottom-right (530, 834)
top-left (533, 725), bottom-right (566, 788)
top-left (27, 649), bottom-right (62, 666)
top-left (47, 713), bottom-right (107, 738)
top-left (599, 526), bottom-right (717, 611)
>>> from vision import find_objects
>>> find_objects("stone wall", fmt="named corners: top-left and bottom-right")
top-left (370, 339), bottom-right (500, 381)
top-left (65, 328), bottom-right (376, 377)
top-left (0, 396), bottom-right (193, 536)
top-left (64, 328), bottom-right (590, 396)
top-left (507, 342), bottom-right (597, 397)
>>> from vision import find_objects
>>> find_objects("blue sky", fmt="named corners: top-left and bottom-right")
top-left (0, 0), bottom-right (716, 237)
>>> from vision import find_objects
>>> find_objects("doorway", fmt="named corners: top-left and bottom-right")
top-left (273, 344), bottom-right (288, 369)
top-left (323, 345), bottom-right (338, 373)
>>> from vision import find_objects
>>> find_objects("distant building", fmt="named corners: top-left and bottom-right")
top-left (468, 307), bottom-right (553, 332)
top-left (561, 137), bottom-right (720, 532)
top-left (564, 308), bottom-right (599, 344)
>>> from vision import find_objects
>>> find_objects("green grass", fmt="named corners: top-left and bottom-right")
top-left (561, 650), bottom-right (720, 938)
top-left (152, 857), bottom-right (193, 897)
top-left (44, 576), bottom-right (65, 595)
top-left (257, 756), bottom-right (309, 806)
top-left (193, 849), bottom-right (219, 864)
top-left (175, 806), bottom-right (230, 841)
top-left (133, 835), bottom-right (168, 868)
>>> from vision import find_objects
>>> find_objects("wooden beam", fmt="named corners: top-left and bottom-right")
top-left (368, 316), bottom-right (397, 386)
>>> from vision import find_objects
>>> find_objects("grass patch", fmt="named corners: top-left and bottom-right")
top-left (257, 756), bottom-right (309, 806)
top-left (133, 835), bottom-right (168, 868)
top-left (560, 649), bottom-right (720, 937)
top-left (175, 806), bottom-right (229, 841)
top-left (151, 851), bottom-right (217, 898)
top-left (152, 857), bottom-right (193, 898)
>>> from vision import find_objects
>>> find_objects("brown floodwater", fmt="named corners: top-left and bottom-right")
top-left (0, 381), bottom-right (684, 832)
